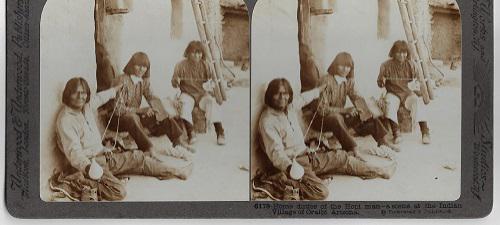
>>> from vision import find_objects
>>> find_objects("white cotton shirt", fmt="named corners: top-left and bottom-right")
top-left (55, 88), bottom-right (116, 171)
top-left (258, 88), bottom-right (320, 171)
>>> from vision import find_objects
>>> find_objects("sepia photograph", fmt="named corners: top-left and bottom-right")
top-left (40, 0), bottom-right (250, 201)
top-left (251, 0), bottom-right (462, 201)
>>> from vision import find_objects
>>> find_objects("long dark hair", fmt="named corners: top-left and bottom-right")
top-left (123, 52), bottom-right (151, 78)
top-left (389, 40), bottom-right (411, 60)
top-left (62, 77), bottom-right (91, 106)
top-left (327, 52), bottom-right (354, 79)
top-left (264, 78), bottom-right (293, 110)
top-left (183, 41), bottom-right (206, 60)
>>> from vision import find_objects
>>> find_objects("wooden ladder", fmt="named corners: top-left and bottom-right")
top-left (397, 0), bottom-right (434, 104)
top-left (191, 0), bottom-right (227, 105)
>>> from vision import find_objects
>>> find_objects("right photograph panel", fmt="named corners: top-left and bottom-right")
top-left (251, 0), bottom-right (462, 201)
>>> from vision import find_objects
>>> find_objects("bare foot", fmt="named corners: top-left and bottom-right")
top-left (159, 159), bottom-right (194, 180)
top-left (393, 135), bottom-right (402, 144)
top-left (382, 142), bottom-right (400, 152)
top-left (352, 147), bottom-right (368, 162)
top-left (179, 139), bottom-right (196, 153)
top-left (379, 162), bottom-right (398, 179)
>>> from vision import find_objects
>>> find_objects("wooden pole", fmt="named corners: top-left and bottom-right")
top-left (170, 0), bottom-right (183, 39)
top-left (191, 0), bottom-right (224, 104)
top-left (298, 0), bottom-right (311, 46)
top-left (94, 0), bottom-right (104, 45)
top-left (405, 0), bottom-right (434, 100)
top-left (297, 0), bottom-right (321, 92)
top-left (397, 0), bottom-right (430, 104)
top-left (377, 0), bottom-right (390, 39)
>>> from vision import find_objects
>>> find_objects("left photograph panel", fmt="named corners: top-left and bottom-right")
top-left (40, 0), bottom-right (250, 202)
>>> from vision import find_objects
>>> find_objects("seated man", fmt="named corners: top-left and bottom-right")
top-left (55, 77), bottom-right (192, 201)
top-left (303, 52), bottom-right (400, 159)
top-left (172, 41), bottom-right (226, 145)
top-left (254, 78), bottom-right (396, 201)
top-left (102, 52), bottom-right (191, 153)
top-left (377, 40), bottom-right (431, 144)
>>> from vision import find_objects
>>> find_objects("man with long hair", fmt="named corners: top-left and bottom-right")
top-left (102, 52), bottom-right (191, 154)
top-left (54, 77), bottom-right (192, 201)
top-left (377, 40), bottom-right (431, 144)
top-left (302, 52), bottom-right (399, 160)
top-left (172, 41), bottom-right (226, 145)
top-left (254, 78), bottom-right (396, 200)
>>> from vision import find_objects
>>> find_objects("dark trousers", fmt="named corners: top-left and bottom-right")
top-left (286, 150), bottom-right (382, 200)
top-left (108, 112), bottom-right (184, 151)
top-left (93, 150), bottom-right (178, 201)
top-left (311, 112), bottom-right (388, 151)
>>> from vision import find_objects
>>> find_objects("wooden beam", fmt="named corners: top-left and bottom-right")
top-left (94, 0), bottom-right (105, 45)
top-left (298, 0), bottom-right (311, 45)
top-left (310, 8), bottom-right (333, 16)
top-left (377, 0), bottom-right (390, 39)
top-left (297, 0), bottom-right (321, 93)
top-left (170, 0), bottom-right (183, 39)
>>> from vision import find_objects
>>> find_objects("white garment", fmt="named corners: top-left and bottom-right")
top-left (334, 75), bottom-right (347, 84)
top-left (130, 75), bottom-right (142, 85)
top-left (177, 93), bottom-right (222, 125)
top-left (385, 92), bottom-right (429, 126)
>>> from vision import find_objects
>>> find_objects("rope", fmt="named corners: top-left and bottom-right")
top-left (303, 99), bottom-right (320, 139)
top-left (303, 96), bottom-right (324, 152)
top-left (315, 113), bottom-right (324, 152)
top-left (176, 77), bottom-right (213, 82)
top-left (422, 37), bottom-right (446, 78)
top-left (214, 36), bottom-right (237, 79)
top-left (100, 86), bottom-right (127, 150)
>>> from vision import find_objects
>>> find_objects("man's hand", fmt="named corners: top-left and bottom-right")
top-left (202, 80), bottom-right (214, 91)
top-left (306, 146), bottom-right (317, 154)
top-left (344, 107), bottom-right (358, 117)
top-left (408, 80), bottom-right (420, 91)
top-left (145, 107), bottom-right (156, 117)
top-left (103, 146), bottom-right (113, 158)
top-left (377, 77), bottom-right (386, 88)
top-left (100, 141), bottom-right (114, 156)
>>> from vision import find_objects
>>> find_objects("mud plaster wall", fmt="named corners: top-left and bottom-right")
top-left (378, 0), bottom-right (391, 39)
top-left (95, 0), bottom-right (128, 69)
top-left (413, 0), bottom-right (433, 50)
top-left (431, 10), bottom-right (461, 61)
top-left (221, 11), bottom-right (249, 61)
top-left (251, 0), bottom-right (413, 176)
top-left (309, 0), bottom-right (334, 71)
top-left (40, 0), bottom-right (205, 200)
top-left (40, 0), bottom-right (96, 200)
top-left (251, 0), bottom-right (301, 175)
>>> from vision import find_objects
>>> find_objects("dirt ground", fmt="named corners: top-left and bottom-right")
top-left (128, 63), bottom-right (461, 202)
top-left (120, 65), bottom-right (250, 201)
top-left (49, 63), bottom-right (459, 202)
top-left (253, 64), bottom-right (462, 201)
top-left (327, 65), bottom-right (461, 201)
